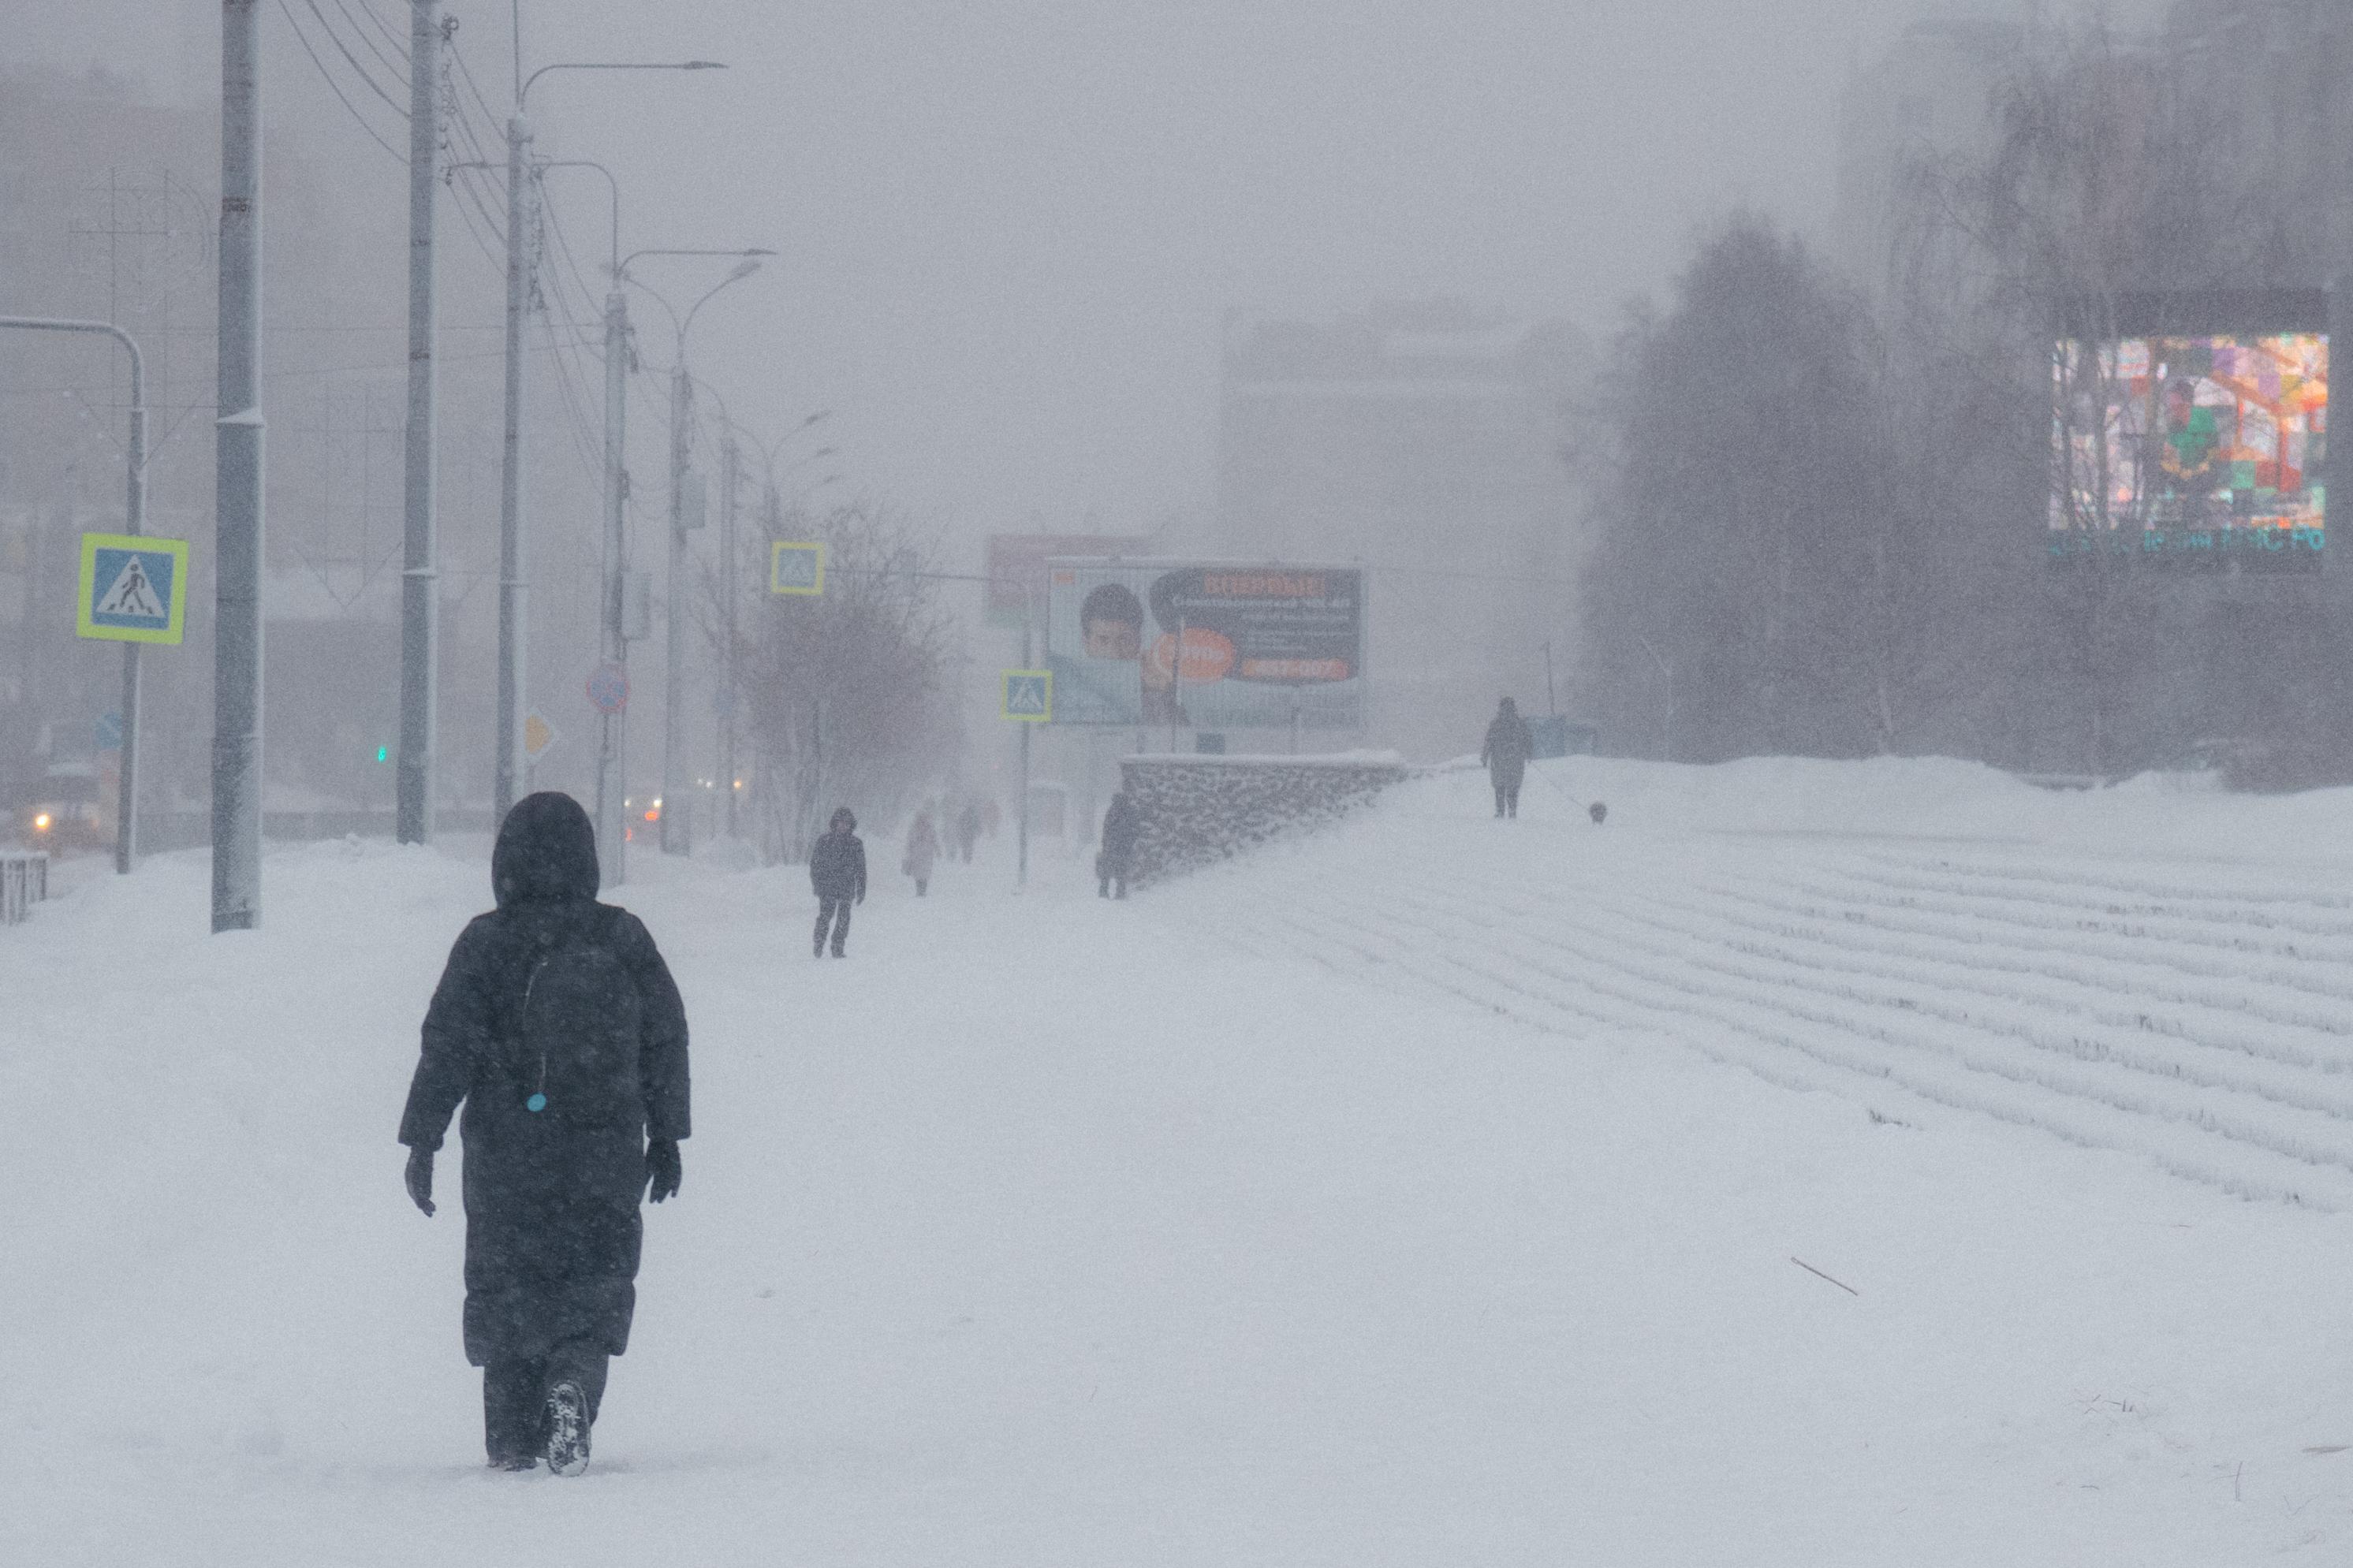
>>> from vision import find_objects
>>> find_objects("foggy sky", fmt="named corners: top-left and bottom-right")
top-left (13, 0), bottom-right (2165, 549)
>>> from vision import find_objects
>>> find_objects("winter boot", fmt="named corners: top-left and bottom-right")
top-left (544, 1380), bottom-right (591, 1477)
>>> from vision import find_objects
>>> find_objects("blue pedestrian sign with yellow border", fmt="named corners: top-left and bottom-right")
top-left (770, 541), bottom-right (826, 596)
top-left (1002, 669), bottom-right (1052, 722)
top-left (77, 533), bottom-right (189, 645)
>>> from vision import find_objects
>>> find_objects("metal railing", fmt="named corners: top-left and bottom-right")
top-left (2, 851), bottom-right (48, 926)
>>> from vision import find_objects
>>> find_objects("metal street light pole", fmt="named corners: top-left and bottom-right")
top-left (492, 59), bottom-right (725, 832)
top-left (621, 252), bottom-right (769, 856)
top-left (494, 110), bottom-right (535, 827)
top-left (0, 318), bottom-right (146, 873)
top-left (718, 429), bottom-right (740, 839)
top-left (719, 410), bottom-right (829, 847)
top-left (396, 0), bottom-right (442, 846)
top-left (214, 0), bottom-right (264, 932)
top-left (538, 159), bottom-right (629, 885)
top-left (599, 281), bottom-right (631, 881)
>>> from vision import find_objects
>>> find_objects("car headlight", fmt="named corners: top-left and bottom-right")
top-left (32, 812), bottom-right (51, 832)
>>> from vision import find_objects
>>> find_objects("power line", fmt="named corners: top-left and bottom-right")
top-left (447, 35), bottom-right (508, 127)
top-left (539, 193), bottom-right (608, 330)
top-left (348, 0), bottom-right (412, 61)
top-left (301, 0), bottom-right (409, 115)
top-left (330, 0), bottom-right (410, 88)
top-left (0, 345), bottom-right (519, 400)
top-left (277, 0), bottom-right (407, 163)
top-left (446, 166), bottom-right (509, 274)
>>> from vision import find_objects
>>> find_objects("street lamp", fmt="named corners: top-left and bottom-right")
top-left (715, 409), bottom-right (835, 841)
top-left (490, 59), bottom-right (725, 831)
top-left (621, 253), bottom-right (770, 855)
top-left (533, 158), bottom-right (636, 886)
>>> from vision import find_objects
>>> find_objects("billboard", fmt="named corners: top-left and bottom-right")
top-left (1044, 559), bottom-right (1366, 729)
top-left (984, 533), bottom-right (1152, 625)
top-left (2051, 299), bottom-right (2327, 570)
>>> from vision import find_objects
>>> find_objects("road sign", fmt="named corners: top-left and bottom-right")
top-left (76, 533), bottom-right (189, 645)
top-left (1002, 669), bottom-right (1052, 722)
top-left (524, 711), bottom-right (559, 759)
top-left (770, 541), bottom-right (825, 595)
top-left (587, 662), bottom-right (630, 715)
top-left (95, 710), bottom-right (122, 751)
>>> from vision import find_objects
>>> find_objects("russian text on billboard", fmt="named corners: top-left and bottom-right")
top-left (1043, 559), bottom-right (1366, 729)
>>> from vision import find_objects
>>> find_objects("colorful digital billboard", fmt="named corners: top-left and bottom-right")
top-left (1043, 559), bottom-right (1366, 729)
top-left (2051, 321), bottom-right (2326, 570)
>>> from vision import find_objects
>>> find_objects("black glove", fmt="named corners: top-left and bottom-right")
top-left (646, 1138), bottom-right (682, 1204)
top-left (405, 1145), bottom-right (436, 1216)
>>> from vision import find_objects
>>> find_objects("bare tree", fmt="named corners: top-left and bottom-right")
top-left (723, 499), bottom-right (960, 862)
top-left (1573, 214), bottom-right (1891, 762)
top-left (1879, 17), bottom-right (2319, 776)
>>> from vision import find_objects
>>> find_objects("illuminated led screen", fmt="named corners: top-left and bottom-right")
top-left (2050, 331), bottom-right (2326, 569)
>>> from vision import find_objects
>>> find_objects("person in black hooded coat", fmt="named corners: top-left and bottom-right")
top-left (399, 791), bottom-right (692, 1473)
top-left (1481, 696), bottom-right (1535, 819)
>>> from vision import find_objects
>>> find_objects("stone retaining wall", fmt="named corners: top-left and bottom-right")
top-left (1114, 753), bottom-right (1409, 888)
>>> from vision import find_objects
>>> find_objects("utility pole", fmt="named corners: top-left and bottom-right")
top-left (595, 284), bottom-right (630, 885)
top-left (494, 60), bottom-right (726, 836)
top-left (524, 158), bottom-right (626, 881)
top-left (0, 320), bottom-right (146, 872)
top-left (621, 250), bottom-right (766, 856)
top-left (719, 430), bottom-right (740, 840)
top-left (115, 352), bottom-right (146, 877)
top-left (1019, 590), bottom-right (1033, 887)
top-left (397, 0), bottom-right (441, 844)
top-left (212, 0), bottom-right (264, 932)
top-left (662, 359), bottom-right (693, 855)
top-left (494, 109), bottom-right (536, 827)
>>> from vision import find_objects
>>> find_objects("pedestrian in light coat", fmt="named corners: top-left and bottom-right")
top-left (904, 809), bottom-right (940, 897)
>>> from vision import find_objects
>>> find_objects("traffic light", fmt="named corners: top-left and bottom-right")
top-left (375, 745), bottom-right (390, 763)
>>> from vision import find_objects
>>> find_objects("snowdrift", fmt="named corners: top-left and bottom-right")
top-left (8, 757), bottom-right (2353, 1563)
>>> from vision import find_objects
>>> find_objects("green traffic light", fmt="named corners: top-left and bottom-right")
top-left (376, 746), bottom-right (389, 763)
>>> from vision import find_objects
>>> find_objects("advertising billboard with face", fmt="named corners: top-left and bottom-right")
top-left (1044, 560), bottom-right (1367, 729)
top-left (2051, 300), bottom-right (2327, 570)
top-left (983, 533), bottom-right (1153, 625)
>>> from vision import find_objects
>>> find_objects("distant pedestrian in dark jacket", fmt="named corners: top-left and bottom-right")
top-left (1481, 697), bottom-right (1535, 818)
top-left (955, 801), bottom-right (982, 863)
top-left (399, 791), bottom-right (691, 1476)
top-left (1098, 791), bottom-right (1139, 899)
top-left (809, 806), bottom-right (867, 956)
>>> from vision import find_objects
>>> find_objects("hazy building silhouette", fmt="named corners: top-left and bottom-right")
top-left (1215, 300), bottom-right (1587, 760)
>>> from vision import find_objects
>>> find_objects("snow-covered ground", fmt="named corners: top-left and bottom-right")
top-left (8, 757), bottom-right (2353, 1564)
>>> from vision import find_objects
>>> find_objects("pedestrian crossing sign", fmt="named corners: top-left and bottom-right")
top-left (770, 541), bottom-right (825, 596)
top-left (77, 533), bottom-right (189, 645)
top-left (1002, 669), bottom-right (1052, 722)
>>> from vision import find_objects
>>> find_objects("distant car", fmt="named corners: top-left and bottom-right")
top-left (17, 763), bottom-right (110, 850)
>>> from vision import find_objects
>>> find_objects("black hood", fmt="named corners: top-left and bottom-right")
top-left (492, 791), bottom-right (600, 907)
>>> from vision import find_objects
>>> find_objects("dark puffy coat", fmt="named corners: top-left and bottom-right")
top-left (400, 792), bottom-right (691, 1366)
top-left (1101, 794), bottom-right (1140, 861)
top-left (809, 829), bottom-right (867, 900)
top-left (1482, 710), bottom-right (1535, 784)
